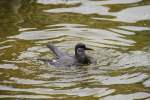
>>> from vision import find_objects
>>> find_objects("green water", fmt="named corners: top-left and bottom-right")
top-left (0, 0), bottom-right (150, 100)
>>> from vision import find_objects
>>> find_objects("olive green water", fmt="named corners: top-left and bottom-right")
top-left (0, 0), bottom-right (150, 100)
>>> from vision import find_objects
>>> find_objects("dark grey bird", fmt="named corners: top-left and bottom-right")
top-left (39, 43), bottom-right (94, 67)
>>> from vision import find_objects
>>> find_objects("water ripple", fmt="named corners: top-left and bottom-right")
top-left (102, 92), bottom-right (150, 100)
top-left (0, 85), bottom-right (114, 97)
top-left (93, 73), bottom-right (148, 85)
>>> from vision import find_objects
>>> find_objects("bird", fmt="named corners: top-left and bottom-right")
top-left (39, 43), bottom-right (94, 67)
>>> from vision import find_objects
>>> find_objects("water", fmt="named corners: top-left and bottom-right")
top-left (0, 0), bottom-right (150, 100)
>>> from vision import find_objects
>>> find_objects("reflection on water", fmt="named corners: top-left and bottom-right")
top-left (9, 24), bottom-right (135, 47)
top-left (103, 92), bottom-right (150, 100)
top-left (112, 5), bottom-right (150, 22)
top-left (143, 79), bottom-right (150, 87)
top-left (93, 73), bottom-right (148, 85)
top-left (0, 0), bottom-right (150, 100)
top-left (44, 0), bottom-right (150, 22)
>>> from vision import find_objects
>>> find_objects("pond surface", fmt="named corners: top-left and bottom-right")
top-left (0, 0), bottom-right (150, 100)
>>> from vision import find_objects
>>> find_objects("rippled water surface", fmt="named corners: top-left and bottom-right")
top-left (0, 0), bottom-right (150, 100)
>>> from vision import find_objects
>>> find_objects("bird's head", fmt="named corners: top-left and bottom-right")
top-left (75, 43), bottom-right (93, 55)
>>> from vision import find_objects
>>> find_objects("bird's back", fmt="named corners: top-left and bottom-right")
top-left (46, 44), bottom-right (76, 67)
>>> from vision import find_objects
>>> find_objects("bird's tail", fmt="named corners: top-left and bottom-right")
top-left (47, 44), bottom-right (65, 58)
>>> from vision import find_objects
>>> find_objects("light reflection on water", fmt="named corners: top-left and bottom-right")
top-left (0, 0), bottom-right (150, 100)
top-left (102, 92), bottom-right (150, 100)
top-left (44, 0), bottom-right (150, 22)
top-left (93, 73), bottom-right (148, 85)
top-left (9, 24), bottom-right (135, 47)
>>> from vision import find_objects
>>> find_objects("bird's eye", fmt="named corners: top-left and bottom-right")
top-left (77, 48), bottom-right (84, 52)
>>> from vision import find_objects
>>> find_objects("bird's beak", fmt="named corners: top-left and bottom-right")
top-left (85, 47), bottom-right (93, 50)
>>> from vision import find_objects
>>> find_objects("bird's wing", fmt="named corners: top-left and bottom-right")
top-left (47, 44), bottom-right (67, 58)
